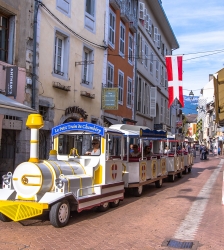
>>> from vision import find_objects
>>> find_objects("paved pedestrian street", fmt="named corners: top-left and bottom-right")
top-left (0, 155), bottom-right (224, 250)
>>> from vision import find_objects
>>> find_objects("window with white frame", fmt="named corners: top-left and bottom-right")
top-left (56, 0), bottom-right (71, 17)
top-left (128, 33), bottom-right (133, 64)
top-left (81, 46), bottom-right (94, 87)
top-left (85, 0), bottom-right (95, 32)
top-left (144, 42), bottom-right (148, 68)
top-left (118, 70), bottom-right (124, 104)
top-left (119, 22), bottom-right (125, 57)
top-left (156, 60), bottom-right (159, 80)
top-left (107, 63), bottom-right (114, 88)
top-left (54, 30), bottom-right (69, 79)
top-left (150, 51), bottom-right (153, 74)
top-left (127, 77), bottom-right (132, 107)
top-left (160, 96), bottom-right (164, 123)
top-left (165, 71), bottom-right (168, 89)
top-left (137, 76), bottom-right (142, 111)
top-left (109, 9), bottom-right (116, 48)
top-left (160, 65), bottom-right (164, 86)
top-left (137, 32), bottom-right (141, 60)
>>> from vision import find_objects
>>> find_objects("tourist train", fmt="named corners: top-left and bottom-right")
top-left (0, 114), bottom-right (193, 228)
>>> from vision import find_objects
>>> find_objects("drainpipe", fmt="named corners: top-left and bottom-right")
top-left (32, 0), bottom-right (39, 109)
top-left (133, 1), bottom-right (138, 121)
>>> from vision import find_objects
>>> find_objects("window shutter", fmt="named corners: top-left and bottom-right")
top-left (148, 16), bottom-right (152, 34)
top-left (161, 97), bottom-right (164, 123)
top-left (147, 85), bottom-right (150, 115)
top-left (157, 34), bottom-right (161, 48)
top-left (145, 14), bottom-right (149, 30)
top-left (150, 87), bottom-right (156, 117)
top-left (141, 38), bottom-right (144, 64)
top-left (139, 2), bottom-right (145, 19)
top-left (154, 27), bottom-right (158, 42)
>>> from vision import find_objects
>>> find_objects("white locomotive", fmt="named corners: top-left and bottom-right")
top-left (0, 114), bottom-right (125, 227)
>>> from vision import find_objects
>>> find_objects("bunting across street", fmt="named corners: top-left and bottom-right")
top-left (165, 55), bottom-right (184, 108)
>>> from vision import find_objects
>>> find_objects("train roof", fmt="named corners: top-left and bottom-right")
top-left (109, 124), bottom-right (150, 136)
top-left (51, 122), bottom-right (124, 137)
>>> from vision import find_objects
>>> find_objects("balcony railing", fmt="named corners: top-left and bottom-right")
top-left (109, 0), bottom-right (121, 10)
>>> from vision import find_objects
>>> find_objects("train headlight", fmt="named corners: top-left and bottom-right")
top-left (55, 178), bottom-right (64, 189)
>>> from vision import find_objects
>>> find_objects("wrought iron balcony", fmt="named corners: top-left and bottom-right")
top-left (129, 14), bottom-right (137, 33)
top-left (120, 2), bottom-right (130, 23)
top-left (109, 0), bottom-right (121, 10)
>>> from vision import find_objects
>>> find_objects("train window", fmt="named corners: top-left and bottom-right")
top-left (58, 134), bottom-right (101, 156)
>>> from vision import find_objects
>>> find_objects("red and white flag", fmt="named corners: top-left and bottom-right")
top-left (165, 55), bottom-right (184, 108)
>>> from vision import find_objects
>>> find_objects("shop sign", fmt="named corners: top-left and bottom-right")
top-left (5, 66), bottom-right (18, 98)
top-left (65, 106), bottom-right (88, 119)
top-left (102, 88), bottom-right (118, 110)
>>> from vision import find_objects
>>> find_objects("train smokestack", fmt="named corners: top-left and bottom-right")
top-left (26, 114), bottom-right (44, 163)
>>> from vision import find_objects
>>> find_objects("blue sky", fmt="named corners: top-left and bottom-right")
top-left (162, 0), bottom-right (224, 97)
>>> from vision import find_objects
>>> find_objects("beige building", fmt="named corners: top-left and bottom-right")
top-left (36, 0), bottom-right (107, 158)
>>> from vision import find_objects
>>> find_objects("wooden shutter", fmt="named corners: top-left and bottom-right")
top-left (154, 27), bottom-right (158, 42)
top-left (150, 87), bottom-right (156, 117)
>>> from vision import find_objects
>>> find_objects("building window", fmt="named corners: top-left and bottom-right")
top-left (53, 29), bottom-right (69, 80)
top-left (127, 77), bottom-right (132, 107)
top-left (85, 0), bottom-right (95, 32)
top-left (160, 65), bottom-right (164, 86)
top-left (118, 70), bottom-right (124, 104)
top-left (0, 14), bottom-right (15, 64)
top-left (119, 22), bottom-right (125, 57)
top-left (137, 76), bottom-right (142, 112)
top-left (156, 59), bottom-right (159, 80)
top-left (160, 96), bottom-right (164, 123)
top-left (81, 46), bottom-right (94, 87)
top-left (150, 52), bottom-right (153, 74)
top-left (109, 9), bottom-right (116, 48)
top-left (107, 62), bottom-right (114, 88)
top-left (128, 33), bottom-right (133, 64)
top-left (144, 42), bottom-right (148, 68)
top-left (56, 0), bottom-right (71, 17)
top-left (39, 106), bottom-right (49, 121)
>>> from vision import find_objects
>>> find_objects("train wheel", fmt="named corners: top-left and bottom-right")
top-left (178, 171), bottom-right (183, 178)
top-left (0, 212), bottom-right (12, 222)
top-left (188, 167), bottom-right (192, 173)
top-left (109, 199), bottom-right (120, 208)
top-left (183, 167), bottom-right (187, 174)
top-left (155, 178), bottom-right (163, 188)
top-left (49, 200), bottom-right (70, 228)
top-left (168, 174), bottom-right (175, 182)
top-left (133, 186), bottom-right (143, 197)
top-left (98, 202), bottom-right (109, 212)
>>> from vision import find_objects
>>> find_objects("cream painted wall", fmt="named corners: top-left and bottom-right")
top-left (38, 0), bottom-right (106, 125)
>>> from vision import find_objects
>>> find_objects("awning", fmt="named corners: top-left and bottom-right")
top-left (0, 94), bottom-right (37, 118)
top-left (104, 117), bottom-right (118, 125)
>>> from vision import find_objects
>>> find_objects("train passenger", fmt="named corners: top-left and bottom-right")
top-left (85, 139), bottom-right (100, 155)
top-left (144, 146), bottom-right (152, 157)
top-left (130, 144), bottom-right (141, 157)
top-left (130, 144), bottom-right (134, 153)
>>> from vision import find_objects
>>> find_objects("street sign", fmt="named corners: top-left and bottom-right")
top-left (102, 88), bottom-right (118, 110)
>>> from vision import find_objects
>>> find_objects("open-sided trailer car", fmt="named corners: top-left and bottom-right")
top-left (109, 125), bottom-right (168, 197)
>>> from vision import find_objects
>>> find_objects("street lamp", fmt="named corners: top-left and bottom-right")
top-left (189, 90), bottom-right (194, 101)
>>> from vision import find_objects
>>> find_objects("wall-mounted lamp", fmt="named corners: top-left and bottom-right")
top-left (189, 90), bottom-right (194, 101)
top-left (197, 106), bottom-right (206, 113)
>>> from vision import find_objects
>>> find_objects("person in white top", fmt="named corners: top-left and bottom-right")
top-left (85, 139), bottom-right (100, 155)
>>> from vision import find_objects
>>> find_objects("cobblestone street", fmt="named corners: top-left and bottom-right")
top-left (0, 155), bottom-right (223, 250)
